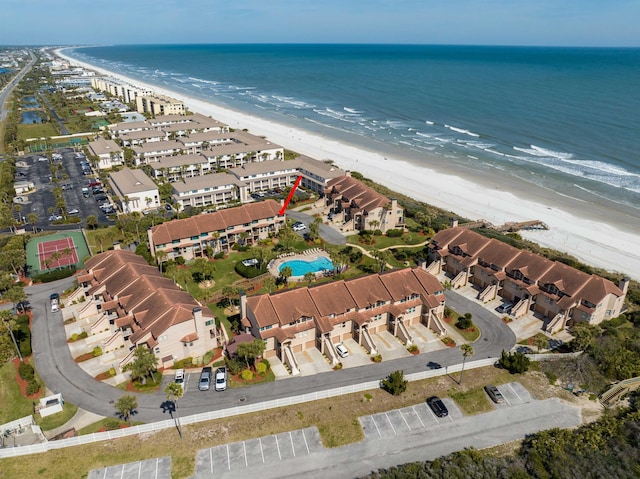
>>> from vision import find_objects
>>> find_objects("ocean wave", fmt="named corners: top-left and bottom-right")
top-left (344, 107), bottom-right (363, 114)
top-left (313, 108), bottom-right (358, 123)
top-left (444, 124), bottom-right (480, 137)
top-left (513, 145), bottom-right (573, 160)
top-left (425, 120), bottom-right (435, 125)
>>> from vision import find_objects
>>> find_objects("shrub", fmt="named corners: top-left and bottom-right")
top-left (381, 370), bottom-right (408, 396)
top-left (174, 256), bottom-right (185, 265)
top-left (256, 361), bottom-right (268, 375)
top-left (544, 371), bottom-right (558, 384)
top-left (226, 357), bottom-right (245, 375)
top-left (407, 344), bottom-right (419, 353)
top-left (70, 333), bottom-right (78, 342)
top-left (373, 229), bottom-right (383, 236)
top-left (260, 358), bottom-right (270, 369)
top-left (386, 229), bottom-right (403, 238)
top-left (234, 262), bottom-right (267, 279)
top-left (241, 369), bottom-right (254, 381)
top-left (214, 252), bottom-right (225, 260)
top-left (92, 346), bottom-right (103, 357)
top-left (26, 379), bottom-right (40, 396)
top-left (457, 316), bottom-right (473, 329)
top-left (32, 266), bottom-right (76, 283)
top-left (18, 361), bottom-right (35, 381)
top-left (371, 354), bottom-right (382, 363)
top-left (498, 350), bottom-right (531, 374)
top-left (104, 418), bottom-right (122, 430)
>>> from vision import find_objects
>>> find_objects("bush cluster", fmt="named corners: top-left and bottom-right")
top-left (386, 229), bottom-right (404, 237)
top-left (18, 361), bottom-right (35, 381)
top-left (241, 369), bottom-right (254, 381)
top-left (32, 267), bottom-right (76, 283)
top-left (234, 261), bottom-right (267, 279)
top-left (498, 350), bottom-right (531, 374)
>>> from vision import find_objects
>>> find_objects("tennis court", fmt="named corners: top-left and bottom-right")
top-left (26, 231), bottom-right (91, 276)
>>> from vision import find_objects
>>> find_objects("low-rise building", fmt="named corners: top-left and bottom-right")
top-left (426, 227), bottom-right (628, 332)
top-left (148, 199), bottom-right (285, 260)
top-left (86, 137), bottom-right (124, 170)
top-left (74, 248), bottom-right (222, 369)
top-left (324, 173), bottom-right (405, 233)
top-left (170, 174), bottom-right (244, 210)
top-left (108, 167), bottom-right (160, 213)
top-left (135, 94), bottom-right (185, 116)
top-left (241, 267), bottom-right (446, 373)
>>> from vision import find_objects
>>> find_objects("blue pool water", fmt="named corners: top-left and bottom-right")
top-left (279, 257), bottom-right (334, 276)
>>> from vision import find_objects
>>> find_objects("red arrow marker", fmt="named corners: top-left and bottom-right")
top-left (279, 175), bottom-right (303, 215)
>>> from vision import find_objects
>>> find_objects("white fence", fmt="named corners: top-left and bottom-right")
top-left (0, 352), bottom-right (579, 458)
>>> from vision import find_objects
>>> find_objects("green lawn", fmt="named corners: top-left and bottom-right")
top-left (347, 231), bottom-right (427, 250)
top-left (0, 361), bottom-right (36, 423)
top-left (35, 402), bottom-right (78, 431)
top-left (17, 122), bottom-right (59, 141)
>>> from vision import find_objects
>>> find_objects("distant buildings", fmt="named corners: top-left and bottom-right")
top-left (135, 94), bottom-right (185, 116)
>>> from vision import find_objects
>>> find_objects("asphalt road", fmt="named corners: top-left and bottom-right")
top-left (28, 278), bottom-right (515, 423)
top-left (0, 52), bottom-right (36, 122)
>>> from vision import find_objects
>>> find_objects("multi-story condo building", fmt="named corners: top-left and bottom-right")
top-left (108, 167), bottom-right (160, 213)
top-left (86, 137), bottom-right (124, 170)
top-left (135, 94), bottom-right (185, 116)
top-left (72, 248), bottom-right (223, 370)
top-left (426, 227), bottom-right (628, 333)
top-left (324, 173), bottom-right (405, 234)
top-left (91, 77), bottom-right (153, 104)
top-left (170, 174), bottom-right (244, 209)
top-left (148, 199), bottom-right (285, 261)
top-left (240, 267), bottom-right (446, 374)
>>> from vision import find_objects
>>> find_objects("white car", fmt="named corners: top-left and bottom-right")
top-left (68, 209), bottom-right (79, 215)
top-left (292, 222), bottom-right (306, 232)
top-left (37, 157), bottom-right (49, 162)
top-left (335, 343), bottom-right (349, 358)
top-left (174, 369), bottom-right (185, 391)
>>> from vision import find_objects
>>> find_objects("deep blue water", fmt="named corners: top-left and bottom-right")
top-left (66, 44), bottom-right (640, 213)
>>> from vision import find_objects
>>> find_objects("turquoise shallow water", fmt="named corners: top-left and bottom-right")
top-left (279, 257), bottom-right (334, 276)
top-left (67, 44), bottom-right (640, 214)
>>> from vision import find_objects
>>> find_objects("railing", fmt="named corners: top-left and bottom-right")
top-left (0, 352), bottom-right (580, 459)
top-left (545, 313), bottom-right (565, 334)
top-left (478, 284), bottom-right (497, 303)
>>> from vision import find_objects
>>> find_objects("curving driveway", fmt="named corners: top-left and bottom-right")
top-left (29, 279), bottom-right (515, 423)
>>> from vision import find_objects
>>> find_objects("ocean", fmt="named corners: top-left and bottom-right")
top-left (66, 44), bottom-right (640, 215)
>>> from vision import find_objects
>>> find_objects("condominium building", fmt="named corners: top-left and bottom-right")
top-left (426, 227), bottom-right (628, 332)
top-left (324, 173), bottom-right (405, 234)
top-left (135, 94), bottom-right (185, 116)
top-left (108, 167), bottom-right (160, 213)
top-left (73, 248), bottom-right (223, 370)
top-left (91, 77), bottom-right (153, 104)
top-left (86, 137), bottom-right (124, 170)
top-left (240, 267), bottom-right (446, 374)
top-left (148, 199), bottom-right (285, 261)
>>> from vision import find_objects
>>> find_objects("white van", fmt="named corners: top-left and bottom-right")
top-left (50, 299), bottom-right (59, 313)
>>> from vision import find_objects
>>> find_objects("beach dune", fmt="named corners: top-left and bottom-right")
top-left (56, 48), bottom-right (640, 281)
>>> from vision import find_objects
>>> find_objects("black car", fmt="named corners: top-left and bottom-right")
top-left (427, 396), bottom-right (448, 417)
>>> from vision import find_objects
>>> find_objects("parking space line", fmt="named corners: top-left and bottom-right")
top-left (209, 448), bottom-right (213, 473)
top-left (399, 410), bottom-right (411, 431)
top-left (259, 437), bottom-right (265, 463)
top-left (137, 461), bottom-right (141, 479)
top-left (302, 429), bottom-right (310, 454)
top-left (371, 415), bottom-right (382, 437)
top-left (426, 405), bottom-right (440, 423)
top-left (507, 383), bottom-right (522, 404)
top-left (275, 434), bottom-right (282, 460)
top-left (412, 406), bottom-right (426, 428)
top-left (226, 444), bottom-right (231, 470)
top-left (243, 441), bottom-right (248, 467)
top-left (119, 464), bottom-right (124, 479)
top-left (289, 431), bottom-right (296, 456)
top-left (385, 412), bottom-right (397, 434)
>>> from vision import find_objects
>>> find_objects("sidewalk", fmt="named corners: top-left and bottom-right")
top-left (44, 408), bottom-right (105, 439)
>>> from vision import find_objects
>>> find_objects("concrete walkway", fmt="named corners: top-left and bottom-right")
top-left (44, 408), bottom-right (105, 439)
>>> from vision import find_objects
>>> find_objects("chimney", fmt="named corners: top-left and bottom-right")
top-left (240, 292), bottom-right (247, 320)
top-left (112, 242), bottom-right (121, 250)
top-left (618, 278), bottom-right (630, 296)
top-left (345, 170), bottom-right (352, 177)
top-left (417, 257), bottom-right (427, 270)
top-left (192, 307), bottom-right (202, 321)
top-left (451, 218), bottom-right (459, 228)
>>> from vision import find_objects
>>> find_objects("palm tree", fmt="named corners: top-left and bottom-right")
top-left (304, 271), bottom-right (315, 285)
top-left (280, 266), bottom-right (293, 284)
top-left (164, 382), bottom-right (184, 439)
top-left (114, 395), bottom-right (138, 426)
top-left (27, 213), bottom-right (38, 233)
top-left (459, 344), bottom-right (474, 385)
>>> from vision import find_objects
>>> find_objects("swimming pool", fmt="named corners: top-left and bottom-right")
top-left (279, 257), bottom-right (334, 276)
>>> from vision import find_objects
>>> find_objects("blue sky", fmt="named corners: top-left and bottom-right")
top-left (1, 0), bottom-right (638, 47)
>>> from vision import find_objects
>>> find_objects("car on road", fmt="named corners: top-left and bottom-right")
top-left (199, 366), bottom-right (212, 391)
top-left (496, 302), bottom-right (513, 314)
top-left (292, 222), bottom-right (306, 232)
top-left (174, 369), bottom-right (185, 391)
top-left (50, 293), bottom-right (60, 313)
top-left (335, 343), bottom-right (349, 358)
top-left (82, 188), bottom-right (90, 197)
top-left (484, 385), bottom-right (505, 403)
top-left (427, 396), bottom-right (449, 417)
top-left (215, 367), bottom-right (227, 391)
top-left (68, 208), bottom-right (79, 215)
top-left (48, 214), bottom-right (62, 221)
top-left (37, 156), bottom-right (48, 162)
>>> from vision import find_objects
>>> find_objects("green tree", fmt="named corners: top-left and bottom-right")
top-left (381, 370), bottom-right (408, 396)
top-left (571, 322), bottom-right (600, 351)
top-left (122, 346), bottom-right (158, 384)
top-left (164, 382), bottom-right (184, 439)
top-left (371, 249), bottom-right (391, 274)
top-left (459, 344), bottom-right (474, 385)
top-left (499, 350), bottom-right (530, 374)
top-left (533, 334), bottom-right (549, 353)
top-left (304, 271), bottom-right (315, 285)
top-left (114, 395), bottom-right (138, 425)
top-left (27, 213), bottom-right (38, 233)
top-left (0, 310), bottom-right (21, 362)
top-left (155, 250), bottom-right (168, 273)
top-left (86, 215), bottom-right (98, 230)
top-left (263, 276), bottom-right (276, 294)
top-left (280, 265), bottom-right (293, 283)
top-left (236, 339), bottom-right (266, 369)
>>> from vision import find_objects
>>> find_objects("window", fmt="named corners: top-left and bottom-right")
top-left (154, 347), bottom-right (160, 354)
top-left (205, 319), bottom-right (215, 326)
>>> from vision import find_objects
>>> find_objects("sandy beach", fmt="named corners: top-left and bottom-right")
top-left (57, 48), bottom-right (640, 281)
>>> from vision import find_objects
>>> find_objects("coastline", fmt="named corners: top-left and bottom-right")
top-left (56, 48), bottom-right (640, 281)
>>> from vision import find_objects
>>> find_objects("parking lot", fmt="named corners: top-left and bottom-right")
top-left (15, 148), bottom-right (115, 231)
top-left (88, 457), bottom-right (171, 479)
top-left (360, 382), bottom-right (533, 440)
top-left (194, 427), bottom-right (323, 476)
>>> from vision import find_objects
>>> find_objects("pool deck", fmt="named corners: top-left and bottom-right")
top-left (268, 249), bottom-right (333, 281)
